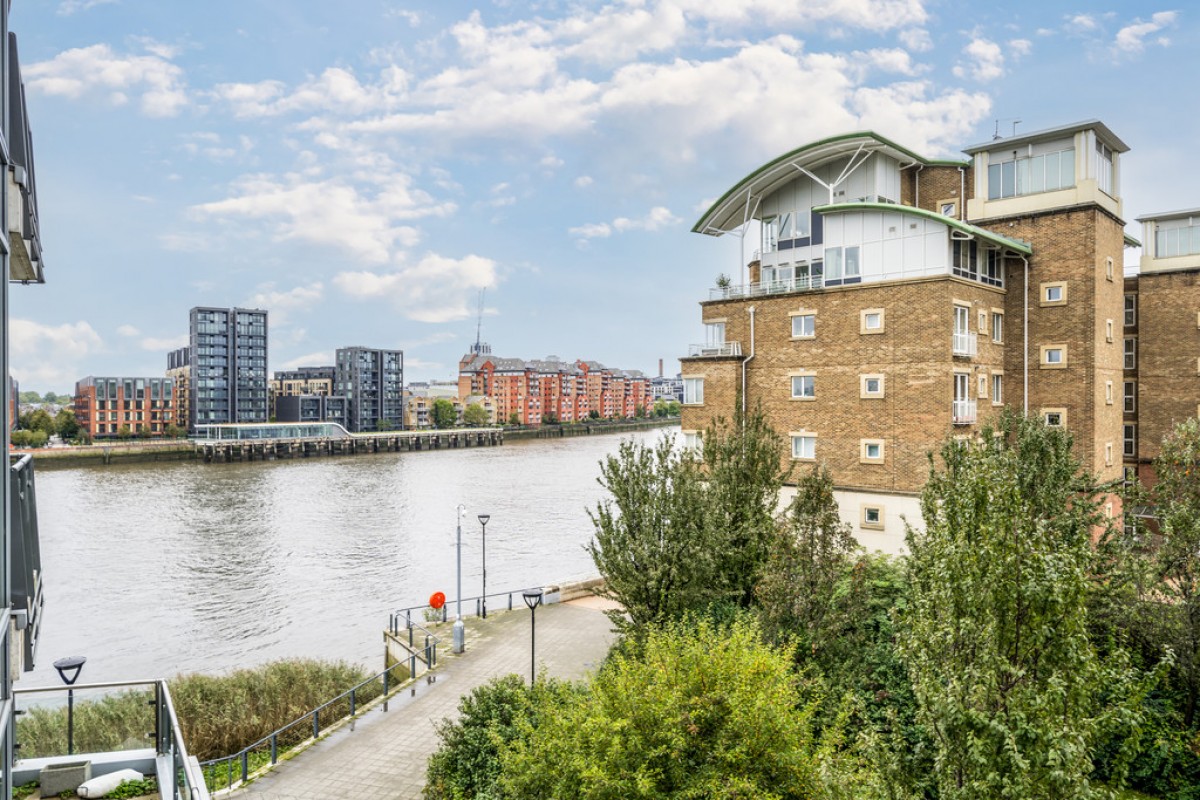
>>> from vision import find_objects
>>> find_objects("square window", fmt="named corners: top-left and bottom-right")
top-left (861, 439), bottom-right (885, 463)
top-left (1045, 411), bottom-right (1064, 427)
top-left (791, 375), bottom-right (816, 399)
top-left (1041, 282), bottom-right (1067, 306)
top-left (940, 201), bottom-right (956, 217)
top-left (1041, 345), bottom-right (1067, 367)
top-left (860, 374), bottom-right (885, 398)
top-left (791, 434), bottom-right (816, 460)
top-left (861, 505), bottom-right (885, 530)
top-left (861, 309), bottom-right (885, 333)
top-left (791, 313), bottom-right (815, 338)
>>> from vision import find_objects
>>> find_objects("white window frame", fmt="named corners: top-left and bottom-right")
top-left (992, 310), bottom-right (1004, 343)
top-left (790, 312), bottom-right (816, 339)
top-left (1124, 381), bottom-right (1136, 413)
top-left (1124, 337), bottom-right (1136, 370)
top-left (1124, 424), bottom-right (1136, 459)
top-left (790, 433), bottom-right (816, 461)
top-left (860, 505), bottom-right (885, 530)
top-left (992, 373), bottom-right (1004, 405)
top-left (1044, 408), bottom-right (1066, 427)
top-left (1124, 294), bottom-right (1136, 327)
top-left (682, 377), bottom-right (704, 405)
top-left (790, 374), bottom-right (816, 400)
top-left (1041, 345), bottom-right (1066, 368)
top-left (860, 374), bottom-right (885, 399)
top-left (861, 308), bottom-right (885, 334)
top-left (860, 439), bottom-right (885, 464)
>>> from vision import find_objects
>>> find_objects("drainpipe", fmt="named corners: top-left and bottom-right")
top-left (1022, 255), bottom-right (1029, 415)
top-left (742, 306), bottom-right (756, 416)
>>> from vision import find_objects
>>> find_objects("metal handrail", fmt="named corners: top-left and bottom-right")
top-left (197, 639), bottom-right (438, 793)
top-left (390, 586), bottom-right (544, 631)
top-left (686, 342), bottom-right (743, 358)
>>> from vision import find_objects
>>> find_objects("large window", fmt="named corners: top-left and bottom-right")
top-left (825, 246), bottom-right (861, 286)
top-left (682, 378), bottom-right (704, 405)
top-left (791, 375), bottom-right (815, 399)
top-left (791, 314), bottom-right (815, 338)
top-left (952, 241), bottom-right (1003, 287)
top-left (1096, 141), bottom-right (1115, 196)
top-left (1155, 217), bottom-right (1200, 259)
top-left (987, 147), bottom-right (1076, 200)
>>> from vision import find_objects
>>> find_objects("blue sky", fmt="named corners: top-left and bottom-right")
top-left (7, 0), bottom-right (1192, 391)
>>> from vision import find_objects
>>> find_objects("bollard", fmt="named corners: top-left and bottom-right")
top-left (241, 751), bottom-right (249, 784)
top-left (383, 670), bottom-right (390, 712)
top-left (270, 733), bottom-right (278, 764)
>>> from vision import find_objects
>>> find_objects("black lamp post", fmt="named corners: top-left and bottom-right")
top-left (53, 656), bottom-right (86, 755)
top-left (477, 514), bottom-right (490, 618)
top-left (522, 589), bottom-right (543, 687)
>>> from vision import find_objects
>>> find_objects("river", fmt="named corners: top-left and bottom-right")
top-left (24, 427), bottom-right (671, 686)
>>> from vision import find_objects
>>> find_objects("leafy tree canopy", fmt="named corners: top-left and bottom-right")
top-left (431, 398), bottom-right (457, 429)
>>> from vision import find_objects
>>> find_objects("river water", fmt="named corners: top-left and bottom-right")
top-left (24, 427), bottom-right (669, 686)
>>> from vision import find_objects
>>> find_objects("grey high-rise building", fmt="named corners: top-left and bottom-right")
top-left (189, 307), bottom-right (269, 429)
top-left (336, 346), bottom-right (404, 432)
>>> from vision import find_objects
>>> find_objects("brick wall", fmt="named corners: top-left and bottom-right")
top-left (1134, 268), bottom-right (1200, 461)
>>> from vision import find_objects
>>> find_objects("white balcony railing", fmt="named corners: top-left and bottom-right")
top-left (952, 399), bottom-right (977, 425)
top-left (952, 331), bottom-right (978, 357)
top-left (709, 275), bottom-right (824, 301)
top-left (687, 342), bottom-right (743, 358)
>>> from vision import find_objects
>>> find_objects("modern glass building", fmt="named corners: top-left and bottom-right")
top-left (189, 307), bottom-right (269, 430)
top-left (336, 346), bottom-right (404, 432)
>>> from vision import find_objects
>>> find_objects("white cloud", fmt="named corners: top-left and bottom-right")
top-left (11, 320), bottom-right (103, 390)
top-left (673, 0), bottom-right (928, 31)
top-left (213, 65), bottom-right (409, 118)
top-left (245, 282), bottom-right (324, 327)
top-left (1114, 11), bottom-right (1177, 54)
top-left (1066, 13), bottom-right (1099, 33)
top-left (333, 253), bottom-right (497, 323)
top-left (571, 206), bottom-right (681, 241)
top-left (953, 36), bottom-right (1006, 81)
top-left (539, 155), bottom-right (564, 169)
top-left (899, 28), bottom-right (933, 52)
top-left (386, 8), bottom-right (422, 27)
top-left (278, 351), bottom-right (334, 371)
top-left (574, 175), bottom-right (594, 188)
top-left (25, 42), bottom-right (187, 117)
top-left (191, 171), bottom-right (454, 264)
top-left (57, 0), bottom-right (116, 16)
top-left (116, 324), bottom-right (140, 337)
top-left (1009, 39), bottom-right (1033, 57)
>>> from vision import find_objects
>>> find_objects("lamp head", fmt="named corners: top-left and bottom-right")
top-left (478, 514), bottom-right (490, 526)
top-left (523, 589), bottom-right (544, 610)
top-left (53, 656), bottom-right (87, 686)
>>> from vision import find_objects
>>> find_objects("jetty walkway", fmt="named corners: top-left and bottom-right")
top-left (231, 597), bottom-right (619, 799)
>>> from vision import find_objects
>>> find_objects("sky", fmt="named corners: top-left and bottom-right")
top-left (5, 0), bottom-right (1194, 392)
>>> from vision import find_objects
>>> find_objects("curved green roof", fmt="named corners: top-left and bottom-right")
top-left (692, 131), bottom-right (968, 236)
top-left (812, 202), bottom-right (1033, 255)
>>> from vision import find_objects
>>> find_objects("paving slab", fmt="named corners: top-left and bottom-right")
top-left (231, 599), bottom-right (617, 799)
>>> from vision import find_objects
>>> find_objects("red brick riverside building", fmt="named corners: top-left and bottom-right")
top-left (74, 376), bottom-right (179, 438)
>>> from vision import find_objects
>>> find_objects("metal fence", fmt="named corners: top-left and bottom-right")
top-left (389, 586), bottom-right (546, 633)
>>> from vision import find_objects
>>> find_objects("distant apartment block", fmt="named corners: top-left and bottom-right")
top-left (166, 346), bottom-right (190, 434)
top-left (651, 373), bottom-right (685, 403)
top-left (274, 394), bottom-right (349, 428)
top-left (74, 376), bottom-right (178, 438)
top-left (189, 307), bottom-right (268, 429)
top-left (336, 347), bottom-right (404, 432)
top-left (269, 366), bottom-right (338, 421)
top-left (459, 350), bottom-right (653, 424)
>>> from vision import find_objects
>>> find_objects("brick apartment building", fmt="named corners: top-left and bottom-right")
top-left (73, 376), bottom-right (179, 438)
top-left (459, 351), bottom-right (653, 424)
top-left (680, 120), bottom-right (1154, 552)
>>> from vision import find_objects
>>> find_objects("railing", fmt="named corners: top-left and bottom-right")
top-left (952, 331), bottom-right (978, 357)
top-left (198, 637), bottom-right (438, 794)
top-left (390, 587), bottom-right (546, 631)
top-left (13, 679), bottom-right (209, 800)
top-left (709, 274), bottom-right (825, 301)
top-left (952, 399), bottom-right (977, 425)
top-left (686, 342), bottom-right (743, 358)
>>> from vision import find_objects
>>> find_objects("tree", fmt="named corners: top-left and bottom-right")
top-left (508, 412), bottom-right (522, 426)
top-left (700, 404), bottom-right (790, 607)
top-left (376, 418), bottom-right (394, 431)
top-left (55, 408), bottom-right (79, 440)
top-left (462, 403), bottom-right (489, 427)
top-left (588, 409), bottom-right (600, 420)
top-left (1148, 416), bottom-right (1200, 728)
top-left (756, 464), bottom-right (860, 649)
top-left (18, 390), bottom-right (39, 405)
top-left (41, 391), bottom-right (59, 404)
top-left (541, 411), bottom-right (559, 425)
top-left (587, 434), bottom-right (715, 631)
top-left (117, 425), bottom-right (133, 440)
top-left (10, 430), bottom-right (47, 448)
top-left (634, 404), bottom-right (645, 418)
top-left (431, 399), bottom-right (456, 429)
top-left (899, 412), bottom-right (1156, 799)
top-left (499, 618), bottom-right (818, 799)
top-left (20, 408), bottom-right (55, 436)
top-left (164, 424), bottom-right (184, 440)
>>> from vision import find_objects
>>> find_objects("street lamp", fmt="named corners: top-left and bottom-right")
top-left (453, 504), bottom-right (467, 654)
top-left (522, 589), bottom-right (543, 687)
top-left (53, 655), bottom-right (86, 755)
top-left (477, 514), bottom-right (490, 618)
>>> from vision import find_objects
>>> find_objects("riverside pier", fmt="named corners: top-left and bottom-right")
top-left (192, 422), bottom-right (503, 463)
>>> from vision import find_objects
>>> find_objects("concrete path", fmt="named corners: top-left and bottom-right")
top-left (230, 599), bottom-right (619, 799)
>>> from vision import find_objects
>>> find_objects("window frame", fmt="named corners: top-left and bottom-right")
top-left (682, 377), bottom-right (705, 406)
top-left (1124, 380), bottom-right (1136, 413)
top-left (860, 505), bottom-right (885, 530)
top-left (860, 374), bottom-right (885, 399)
top-left (790, 432), bottom-right (816, 461)
top-left (991, 372), bottom-right (1004, 406)
top-left (1124, 337), bottom-right (1136, 370)
top-left (790, 374), bottom-right (816, 400)
top-left (790, 311), bottom-right (816, 339)
top-left (1124, 294), bottom-right (1136, 327)
top-left (860, 438), bottom-right (885, 464)
top-left (861, 308), bottom-right (885, 334)
top-left (1040, 281), bottom-right (1067, 307)
top-left (1040, 344), bottom-right (1067, 369)
top-left (991, 310), bottom-right (1004, 343)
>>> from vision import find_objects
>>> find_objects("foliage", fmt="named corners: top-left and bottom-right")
top-left (376, 418), bottom-right (395, 431)
top-left (18, 408), bottom-right (55, 435)
top-left (587, 410), bottom-right (600, 420)
top-left (1149, 416), bottom-right (1200, 729)
top-left (117, 425), bottom-right (133, 439)
top-left (587, 434), bottom-right (714, 632)
top-left (12, 782), bottom-right (35, 800)
top-left (634, 404), bottom-right (645, 418)
top-left (424, 674), bottom-right (575, 800)
top-left (107, 777), bottom-right (158, 799)
top-left (10, 429), bottom-right (47, 448)
top-left (432, 399), bottom-right (457, 429)
top-left (463, 403), bottom-right (490, 427)
top-left (17, 390), bottom-right (40, 405)
top-left (899, 412), bottom-right (1160, 799)
top-left (164, 424), bottom-right (185, 439)
top-left (541, 411), bottom-right (559, 425)
top-left (756, 464), bottom-right (860, 647)
top-left (653, 399), bottom-right (681, 417)
top-left (508, 412), bottom-right (522, 426)
top-left (700, 403), bottom-right (790, 607)
top-left (498, 617), bottom-right (819, 799)
top-left (54, 408), bottom-right (79, 439)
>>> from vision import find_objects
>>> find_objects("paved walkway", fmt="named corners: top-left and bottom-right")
top-left (230, 598), bottom-right (619, 799)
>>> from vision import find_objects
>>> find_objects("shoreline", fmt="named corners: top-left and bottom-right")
top-left (18, 417), bottom-right (679, 469)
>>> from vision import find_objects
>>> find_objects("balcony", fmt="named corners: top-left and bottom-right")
top-left (687, 342), bottom-right (743, 358)
top-left (952, 399), bottom-right (977, 425)
top-left (709, 275), bottom-right (824, 301)
top-left (952, 332), bottom-right (978, 357)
